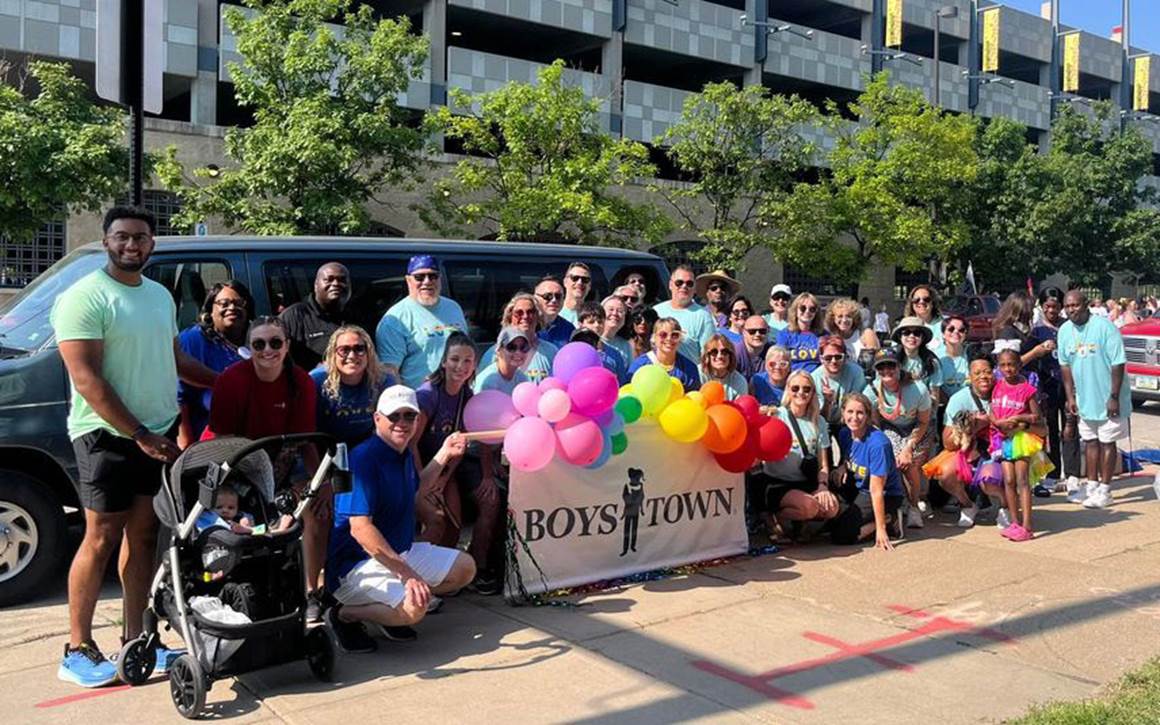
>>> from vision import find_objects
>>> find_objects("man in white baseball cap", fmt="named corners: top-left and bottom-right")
top-left (323, 385), bottom-right (475, 651)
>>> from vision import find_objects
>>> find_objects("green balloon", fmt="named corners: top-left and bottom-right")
top-left (615, 395), bottom-right (643, 424)
top-left (611, 432), bottom-right (628, 455)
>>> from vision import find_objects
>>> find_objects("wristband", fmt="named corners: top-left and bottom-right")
top-left (131, 424), bottom-right (149, 441)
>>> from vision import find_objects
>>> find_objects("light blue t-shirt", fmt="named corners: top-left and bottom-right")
top-left (559, 307), bottom-right (579, 325)
top-left (811, 362), bottom-right (866, 412)
top-left (863, 379), bottom-right (932, 429)
top-left (479, 339), bottom-right (558, 384)
top-left (763, 314), bottom-right (789, 332)
top-left (763, 409), bottom-right (830, 482)
top-left (653, 300), bottom-right (717, 362)
top-left (902, 352), bottom-right (943, 391)
top-left (944, 386), bottom-right (990, 421)
top-left (472, 363), bottom-right (530, 395)
top-left (375, 296), bottom-right (468, 389)
top-left (925, 318), bottom-right (945, 354)
top-left (1058, 316), bottom-right (1129, 422)
top-left (700, 369), bottom-right (749, 401)
top-left (938, 353), bottom-right (969, 399)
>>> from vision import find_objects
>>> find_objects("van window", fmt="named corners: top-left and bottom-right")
top-left (0, 248), bottom-right (104, 352)
top-left (263, 258), bottom-right (408, 334)
top-left (144, 260), bottom-right (232, 331)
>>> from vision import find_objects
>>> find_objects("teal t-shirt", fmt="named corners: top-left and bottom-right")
top-left (559, 307), bottom-right (579, 325)
top-left (938, 353), bottom-right (969, 399)
top-left (763, 314), bottom-right (789, 332)
top-left (472, 363), bottom-right (529, 395)
top-left (479, 339), bottom-right (558, 384)
top-left (1058, 316), bottom-right (1130, 422)
top-left (375, 296), bottom-right (468, 389)
top-left (700, 369), bottom-right (749, 401)
top-left (863, 379), bottom-right (931, 429)
top-left (811, 362), bottom-right (866, 411)
top-left (763, 409), bottom-right (830, 482)
top-left (653, 300), bottom-right (717, 362)
top-left (944, 386), bottom-right (990, 421)
top-left (902, 353), bottom-right (943, 391)
top-left (925, 318), bottom-right (945, 354)
top-left (50, 269), bottom-right (179, 440)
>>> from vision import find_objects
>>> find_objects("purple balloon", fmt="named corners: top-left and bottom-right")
top-left (463, 389), bottom-right (521, 432)
top-left (552, 342), bottom-right (603, 384)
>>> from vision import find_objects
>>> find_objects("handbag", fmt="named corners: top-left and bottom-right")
top-left (786, 410), bottom-right (820, 484)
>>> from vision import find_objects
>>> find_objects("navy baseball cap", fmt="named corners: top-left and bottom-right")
top-left (407, 255), bottom-right (438, 275)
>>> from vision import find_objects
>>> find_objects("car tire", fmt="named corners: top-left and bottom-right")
top-left (1132, 396), bottom-right (1147, 410)
top-left (0, 470), bottom-right (67, 607)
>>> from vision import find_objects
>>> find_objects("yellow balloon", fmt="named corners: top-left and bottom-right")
top-left (686, 390), bottom-right (707, 408)
top-left (663, 376), bottom-right (684, 409)
top-left (619, 383), bottom-right (634, 397)
top-left (658, 398), bottom-right (710, 443)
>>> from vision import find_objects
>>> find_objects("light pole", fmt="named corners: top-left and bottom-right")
top-left (933, 5), bottom-right (958, 108)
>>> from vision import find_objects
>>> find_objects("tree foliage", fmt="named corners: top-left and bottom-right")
top-left (655, 82), bottom-right (818, 270)
top-left (158, 0), bottom-right (428, 235)
top-left (418, 60), bottom-right (670, 245)
top-left (0, 60), bottom-right (131, 243)
top-left (772, 73), bottom-right (978, 284)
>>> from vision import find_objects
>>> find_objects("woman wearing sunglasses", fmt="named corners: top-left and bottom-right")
top-left (811, 336), bottom-right (866, 431)
top-left (628, 307), bottom-right (658, 362)
top-left (475, 327), bottom-right (533, 394)
top-left (479, 293), bottom-right (558, 383)
top-left (902, 284), bottom-right (943, 352)
top-left (311, 326), bottom-right (397, 447)
top-left (627, 317), bottom-right (701, 392)
top-left (824, 298), bottom-right (879, 363)
top-left (891, 316), bottom-right (944, 406)
top-left (751, 346), bottom-right (792, 415)
top-left (775, 292), bottom-right (825, 373)
top-left (699, 334), bottom-right (748, 400)
top-left (937, 314), bottom-right (970, 400)
top-left (764, 284), bottom-right (792, 332)
top-left (718, 295), bottom-right (758, 378)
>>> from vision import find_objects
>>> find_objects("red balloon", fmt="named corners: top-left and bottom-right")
top-left (732, 394), bottom-right (762, 423)
top-left (714, 443), bottom-right (756, 473)
top-left (754, 416), bottom-right (792, 461)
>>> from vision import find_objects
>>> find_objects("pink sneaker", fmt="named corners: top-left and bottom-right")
top-left (1009, 526), bottom-right (1034, 542)
top-left (1000, 523), bottom-right (1024, 540)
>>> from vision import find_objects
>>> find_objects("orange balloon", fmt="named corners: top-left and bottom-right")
top-left (701, 403), bottom-right (748, 454)
top-left (700, 380), bottom-right (726, 407)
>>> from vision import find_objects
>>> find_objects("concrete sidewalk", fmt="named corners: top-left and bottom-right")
top-left (5, 409), bottom-right (1160, 724)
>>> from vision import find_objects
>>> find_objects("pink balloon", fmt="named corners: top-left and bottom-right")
top-left (463, 390), bottom-right (521, 432)
top-left (511, 381), bottom-right (542, 418)
top-left (554, 413), bottom-right (604, 467)
top-left (539, 376), bottom-right (566, 393)
top-left (567, 366), bottom-right (620, 418)
top-left (552, 342), bottom-right (603, 384)
top-left (538, 388), bottom-right (572, 423)
top-left (503, 417), bottom-right (557, 472)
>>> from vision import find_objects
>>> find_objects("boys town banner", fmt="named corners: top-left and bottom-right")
top-left (508, 425), bottom-right (748, 595)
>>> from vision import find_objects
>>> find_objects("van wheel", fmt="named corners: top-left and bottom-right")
top-left (0, 470), bottom-right (66, 607)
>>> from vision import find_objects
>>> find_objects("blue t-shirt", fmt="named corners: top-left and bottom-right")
top-left (938, 352), bottom-right (969, 399)
top-left (310, 369), bottom-right (396, 447)
top-left (652, 300), bottom-right (717, 362)
top-left (1058, 316), bottom-right (1130, 422)
top-left (775, 329), bottom-right (821, 373)
top-left (539, 316), bottom-right (575, 349)
top-left (177, 325), bottom-right (246, 438)
top-left (863, 379), bottom-right (932, 429)
top-left (473, 363), bottom-right (530, 394)
top-left (605, 335), bottom-right (633, 364)
top-left (479, 339), bottom-right (558, 383)
top-left (375, 296), bottom-right (468, 389)
top-left (627, 352), bottom-right (701, 392)
top-left (838, 427), bottom-right (905, 496)
top-left (751, 371), bottom-right (785, 406)
top-left (326, 435), bottom-right (418, 591)
top-left (600, 343), bottom-right (630, 384)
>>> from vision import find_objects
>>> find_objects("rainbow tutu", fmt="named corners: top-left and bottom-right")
top-left (992, 431), bottom-right (1045, 461)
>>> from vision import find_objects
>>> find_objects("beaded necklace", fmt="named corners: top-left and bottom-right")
top-left (875, 379), bottom-right (909, 421)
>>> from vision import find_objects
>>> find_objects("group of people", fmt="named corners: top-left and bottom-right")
top-left (50, 206), bottom-right (1134, 687)
top-left (1084, 294), bottom-right (1156, 328)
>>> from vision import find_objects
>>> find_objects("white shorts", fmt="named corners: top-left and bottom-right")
top-left (333, 542), bottom-right (459, 609)
top-left (1077, 417), bottom-right (1128, 444)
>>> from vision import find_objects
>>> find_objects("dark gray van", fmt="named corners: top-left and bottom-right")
top-left (0, 236), bottom-right (670, 605)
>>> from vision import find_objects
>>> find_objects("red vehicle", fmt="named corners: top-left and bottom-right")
top-left (1120, 318), bottom-right (1160, 407)
top-left (943, 294), bottom-right (1001, 343)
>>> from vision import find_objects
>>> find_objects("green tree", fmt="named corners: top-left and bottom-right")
top-left (0, 60), bottom-right (131, 244)
top-left (158, 0), bottom-right (428, 235)
top-left (773, 73), bottom-right (979, 284)
top-left (655, 82), bottom-right (819, 270)
top-left (418, 60), bottom-right (670, 245)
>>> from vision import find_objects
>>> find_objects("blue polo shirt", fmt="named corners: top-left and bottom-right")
top-left (326, 435), bottom-right (418, 591)
top-left (539, 316), bottom-right (575, 349)
top-left (838, 427), bottom-right (905, 496)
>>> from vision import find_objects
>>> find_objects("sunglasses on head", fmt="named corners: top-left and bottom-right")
top-left (877, 362), bottom-right (899, 371)
top-left (504, 340), bottom-right (530, 353)
top-left (672, 279), bottom-right (695, 288)
top-left (411, 272), bottom-right (439, 283)
top-left (569, 274), bottom-right (590, 284)
top-left (336, 343), bottom-right (367, 358)
top-left (538, 292), bottom-right (564, 302)
top-left (251, 337), bottom-right (285, 351)
top-left (386, 410), bottom-right (418, 424)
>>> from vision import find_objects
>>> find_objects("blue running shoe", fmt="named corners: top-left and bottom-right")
top-left (153, 645), bottom-right (185, 675)
top-left (58, 643), bottom-right (118, 688)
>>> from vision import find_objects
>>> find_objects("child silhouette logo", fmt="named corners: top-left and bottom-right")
top-left (620, 468), bottom-right (645, 556)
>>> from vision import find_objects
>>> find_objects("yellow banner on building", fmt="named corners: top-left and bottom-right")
top-left (982, 8), bottom-right (1000, 73)
top-left (886, 0), bottom-right (903, 48)
top-left (1063, 33), bottom-right (1080, 93)
top-left (1135, 57), bottom-right (1151, 112)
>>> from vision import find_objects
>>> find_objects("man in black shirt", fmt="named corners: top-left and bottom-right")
top-left (280, 262), bottom-right (351, 371)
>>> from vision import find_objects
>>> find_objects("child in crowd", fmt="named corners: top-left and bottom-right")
top-left (196, 483), bottom-right (291, 535)
top-left (989, 349), bottom-right (1046, 542)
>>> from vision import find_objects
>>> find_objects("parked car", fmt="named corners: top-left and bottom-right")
top-left (943, 293), bottom-right (1001, 343)
top-left (1119, 318), bottom-right (1160, 408)
top-left (0, 236), bottom-right (670, 606)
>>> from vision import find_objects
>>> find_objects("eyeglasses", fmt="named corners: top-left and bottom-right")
top-left (911, 296), bottom-right (932, 304)
top-left (336, 344), bottom-right (367, 358)
top-left (657, 331), bottom-right (683, 341)
top-left (672, 279), bottom-right (695, 288)
top-left (944, 325), bottom-right (965, 334)
top-left (822, 354), bottom-right (846, 362)
top-left (569, 274), bottom-right (591, 284)
top-left (790, 385), bottom-right (813, 394)
top-left (538, 292), bottom-right (564, 302)
top-left (250, 337), bottom-right (285, 351)
top-left (511, 308), bottom-right (537, 319)
top-left (386, 411), bottom-right (418, 424)
top-left (799, 305), bottom-right (817, 313)
top-left (411, 272), bottom-right (440, 283)
top-left (730, 309), bottom-right (752, 318)
top-left (707, 348), bottom-right (732, 358)
top-left (504, 340), bottom-right (530, 353)
top-left (900, 329), bottom-right (924, 338)
top-left (106, 232), bottom-right (151, 244)
top-left (744, 328), bottom-right (769, 336)
top-left (214, 298), bottom-right (247, 309)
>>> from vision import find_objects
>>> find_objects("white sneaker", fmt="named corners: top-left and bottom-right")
top-left (906, 507), bottom-right (925, 529)
top-left (1056, 475), bottom-right (1078, 493)
top-left (1068, 480), bottom-right (1095, 505)
top-left (996, 508), bottom-right (1012, 529)
top-left (917, 500), bottom-right (930, 515)
top-left (957, 505), bottom-right (979, 528)
top-left (1082, 484), bottom-right (1113, 509)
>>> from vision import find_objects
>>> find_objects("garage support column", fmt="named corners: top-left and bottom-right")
top-left (189, 0), bottom-right (219, 126)
top-left (603, 31), bottom-right (624, 125)
top-left (425, 0), bottom-right (448, 106)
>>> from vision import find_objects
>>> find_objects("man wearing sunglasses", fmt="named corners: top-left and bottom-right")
top-left (653, 264), bottom-right (717, 362)
top-left (559, 262), bottom-right (593, 325)
top-left (280, 262), bottom-right (352, 371)
top-left (534, 275), bottom-right (575, 349)
top-left (326, 386), bottom-right (476, 650)
top-left (377, 255), bottom-right (469, 388)
top-left (614, 284), bottom-right (642, 312)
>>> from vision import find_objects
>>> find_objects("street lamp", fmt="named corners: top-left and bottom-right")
top-left (932, 5), bottom-right (958, 107)
top-left (861, 44), bottom-right (923, 66)
top-left (739, 15), bottom-right (815, 41)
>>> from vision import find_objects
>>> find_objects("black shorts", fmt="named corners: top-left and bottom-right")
top-left (73, 425), bottom-right (175, 513)
top-left (748, 472), bottom-right (814, 512)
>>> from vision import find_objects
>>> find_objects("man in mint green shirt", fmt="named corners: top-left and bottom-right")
top-left (51, 207), bottom-right (217, 688)
top-left (652, 264), bottom-right (717, 363)
top-left (1059, 290), bottom-right (1129, 510)
top-left (376, 255), bottom-right (468, 388)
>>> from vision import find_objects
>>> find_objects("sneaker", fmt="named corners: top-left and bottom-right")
top-left (1032, 483), bottom-right (1053, 498)
top-left (380, 625), bottom-right (418, 642)
top-left (1068, 480), bottom-right (1095, 505)
top-left (469, 573), bottom-right (503, 597)
top-left (1083, 484), bottom-right (1113, 509)
top-left (1000, 522), bottom-right (1025, 540)
top-left (58, 642), bottom-right (118, 688)
top-left (152, 645), bottom-right (184, 675)
top-left (1056, 476), bottom-right (1076, 493)
top-left (306, 589), bottom-right (325, 624)
top-left (917, 500), bottom-right (930, 516)
top-left (996, 508), bottom-right (1012, 530)
top-left (324, 606), bottom-right (377, 654)
top-left (957, 505), bottom-right (978, 528)
top-left (906, 508), bottom-right (925, 529)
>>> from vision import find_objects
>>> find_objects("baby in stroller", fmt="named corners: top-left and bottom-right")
top-left (197, 483), bottom-right (291, 536)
